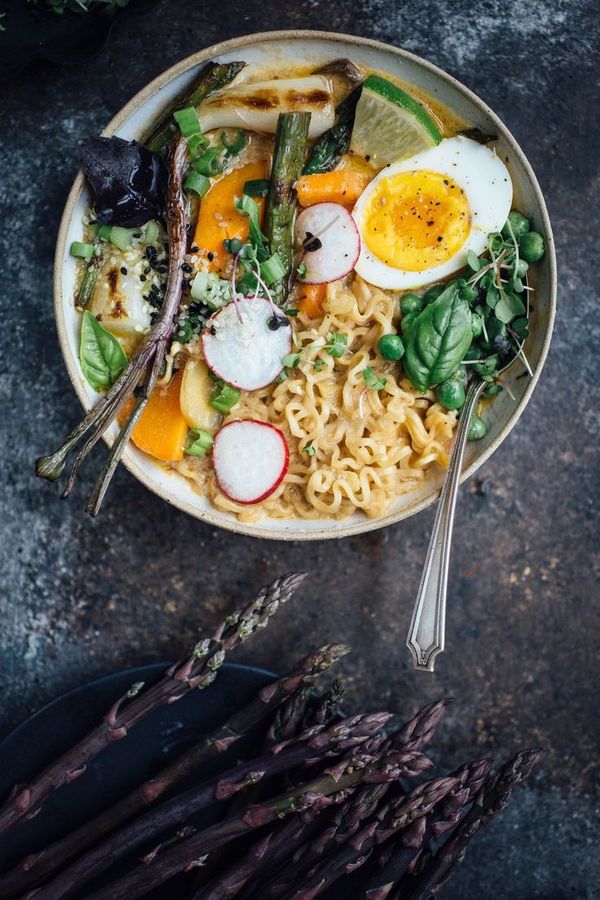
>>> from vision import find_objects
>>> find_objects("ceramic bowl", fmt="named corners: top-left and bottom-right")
top-left (54, 30), bottom-right (556, 540)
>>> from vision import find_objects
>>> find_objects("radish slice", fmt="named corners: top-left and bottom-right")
top-left (201, 297), bottom-right (292, 391)
top-left (294, 202), bottom-right (361, 284)
top-left (213, 419), bottom-right (289, 504)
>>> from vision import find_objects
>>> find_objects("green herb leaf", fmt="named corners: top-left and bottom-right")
top-left (403, 282), bottom-right (473, 391)
top-left (303, 441), bottom-right (317, 455)
top-left (234, 194), bottom-right (267, 255)
top-left (466, 250), bottom-right (481, 272)
top-left (327, 332), bottom-right (347, 358)
top-left (314, 359), bottom-right (325, 372)
top-left (362, 367), bottom-right (387, 391)
top-left (495, 291), bottom-right (526, 324)
top-left (282, 353), bottom-right (301, 368)
top-left (79, 311), bottom-right (127, 391)
top-left (297, 262), bottom-right (307, 278)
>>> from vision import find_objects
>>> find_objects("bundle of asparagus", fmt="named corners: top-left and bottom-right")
top-left (0, 575), bottom-right (540, 900)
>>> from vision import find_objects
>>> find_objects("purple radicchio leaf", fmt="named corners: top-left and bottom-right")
top-left (80, 136), bottom-right (168, 228)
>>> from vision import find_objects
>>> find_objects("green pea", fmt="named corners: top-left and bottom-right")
top-left (400, 293), bottom-right (424, 316)
top-left (474, 355), bottom-right (499, 377)
top-left (468, 415), bottom-right (487, 441)
top-left (378, 333), bottom-right (405, 361)
top-left (483, 382), bottom-right (502, 397)
top-left (519, 231), bottom-right (545, 262)
top-left (435, 379), bottom-right (466, 410)
top-left (423, 284), bottom-right (444, 304)
top-left (503, 211), bottom-right (530, 239)
top-left (514, 258), bottom-right (529, 277)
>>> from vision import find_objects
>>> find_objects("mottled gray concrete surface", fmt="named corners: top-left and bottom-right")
top-left (1, 1), bottom-right (599, 897)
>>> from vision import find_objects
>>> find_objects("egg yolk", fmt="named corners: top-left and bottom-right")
top-left (363, 170), bottom-right (471, 272)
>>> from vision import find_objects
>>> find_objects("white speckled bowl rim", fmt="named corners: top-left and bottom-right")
top-left (54, 30), bottom-right (556, 541)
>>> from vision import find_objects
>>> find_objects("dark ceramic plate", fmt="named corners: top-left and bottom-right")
top-left (0, 662), bottom-right (275, 896)
top-left (0, 0), bottom-right (159, 79)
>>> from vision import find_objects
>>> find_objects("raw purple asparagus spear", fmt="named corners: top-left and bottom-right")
top-left (358, 759), bottom-right (491, 899)
top-left (285, 773), bottom-right (461, 900)
top-left (0, 640), bottom-right (347, 900)
top-left (81, 744), bottom-right (433, 900)
top-left (399, 749), bottom-right (542, 900)
top-left (30, 713), bottom-right (391, 900)
top-left (192, 806), bottom-right (328, 900)
top-left (259, 782), bottom-right (391, 899)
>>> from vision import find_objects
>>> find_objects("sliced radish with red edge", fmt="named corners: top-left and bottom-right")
top-left (201, 296), bottom-right (292, 391)
top-left (294, 202), bottom-right (360, 285)
top-left (213, 419), bottom-right (289, 504)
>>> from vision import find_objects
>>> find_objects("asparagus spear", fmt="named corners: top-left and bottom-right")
top-left (302, 86), bottom-right (362, 175)
top-left (264, 111), bottom-right (311, 305)
top-left (145, 61), bottom-right (245, 154)
top-left (32, 712), bottom-right (391, 900)
top-left (0, 642), bottom-right (347, 900)
top-left (81, 744), bottom-right (432, 900)
top-left (400, 749), bottom-right (542, 900)
top-left (257, 782), bottom-right (390, 900)
top-left (255, 698), bottom-right (450, 900)
top-left (285, 774), bottom-right (461, 900)
top-left (358, 759), bottom-right (491, 900)
top-left (35, 136), bottom-right (188, 512)
top-left (301, 679), bottom-right (345, 730)
top-left (0, 573), bottom-right (304, 840)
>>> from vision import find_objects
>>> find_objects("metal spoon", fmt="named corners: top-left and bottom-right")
top-left (406, 345), bottom-right (528, 672)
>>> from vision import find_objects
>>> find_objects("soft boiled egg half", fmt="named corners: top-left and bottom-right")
top-left (352, 136), bottom-right (512, 290)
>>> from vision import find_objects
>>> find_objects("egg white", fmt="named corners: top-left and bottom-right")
top-left (352, 136), bottom-right (513, 290)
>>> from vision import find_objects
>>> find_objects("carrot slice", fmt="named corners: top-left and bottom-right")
top-left (296, 170), bottom-right (371, 208)
top-left (193, 160), bottom-right (270, 274)
top-left (297, 283), bottom-right (326, 319)
top-left (119, 369), bottom-right (188, 462)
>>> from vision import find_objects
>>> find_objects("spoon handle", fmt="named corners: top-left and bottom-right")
top-left (406, 378), bottom-right (486, 672)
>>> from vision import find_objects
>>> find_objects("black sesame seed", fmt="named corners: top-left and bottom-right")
top-left (140, 275), bottom-right (147, 282)
top-left (146, 245), bottom-right (157, 258)
top-left (207, 252), bottom-right (214, 261)
top-left (182, 263), bottom-right (193, 273)
top-left (120, 266), bottom-right (127, 275)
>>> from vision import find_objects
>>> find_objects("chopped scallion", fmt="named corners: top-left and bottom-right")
top-left (193, 147), bottom-right (224, 177)
top-left (243, 178), bottom-right (270, 198)
top-left (185, 428), bottom-right (214, 457)
top-left (187, 132), bottom-right (210, 158)
top-left (143, 220), bottom-right (160, 244)
top-left (108, 226), bottom-right (134, 252)
top-left (282, 353), bottom-right (300, 368)
top-left (70, 241), bottom-right (95, 261)
top-left (296, 262), bottom-right (307, 278)
top-left (314, 359), bottom-right (325, 372)
top-left (184, 171), bottom-right (210, 197)
top-left (303, 442), bottom-right (316, 455)
top-left (173, 106), bottom-right (202, 137)
top-left (97, 224), bottom-right (112, 242)
top-left (261, 252), bottom-right (287, 286)
top-left (190, 271), bottom-right (232, 309)
top-left (210, 380), bottom-right (241, 413)
top-left (221, 130), bottom-right (246, 157)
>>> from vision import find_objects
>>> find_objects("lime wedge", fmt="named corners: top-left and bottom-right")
top-left (350, 75), bottom-right (443, 168)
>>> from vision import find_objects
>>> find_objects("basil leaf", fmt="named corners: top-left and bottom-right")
top-left (403, 283), bottom-right (473, 391)
top-left (79, 310), bottom-right (127, 391)
top-left (234, 194), bottom-right (267, 255)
